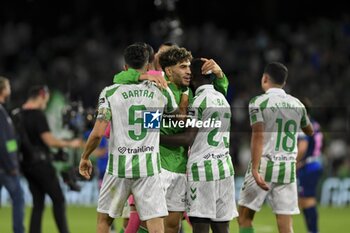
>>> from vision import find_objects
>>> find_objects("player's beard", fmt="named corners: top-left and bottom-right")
top-left (179, 76), bottom-right (190, 88)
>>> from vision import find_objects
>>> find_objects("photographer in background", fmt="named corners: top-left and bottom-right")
top-left (18, 85), bottom-right (82, 233)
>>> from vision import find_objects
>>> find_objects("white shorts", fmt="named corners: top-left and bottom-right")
top-left (97, 173), bottom-right (168, 221)
top-left (186, 176), bottom-right (238, 221)
top-left (121, 200), bottom-right (130, 218)
top-left (160, 168), bottom-right (187, 212)
top-left (238, 170), bottom-right (300, 215)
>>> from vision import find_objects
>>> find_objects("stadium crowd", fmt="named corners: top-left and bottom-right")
top-left (1, 16), bottom-right (349, 176)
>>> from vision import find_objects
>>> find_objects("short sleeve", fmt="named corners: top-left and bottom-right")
top-left (249, 97), bottom-right (264, 125)
top-left (300, 106), bottom-right (311, 128)
top-left (96, 88), bottom-right (112, 121)
top-left (36, 111), bottom-right (50, 134)
top-left (189, 97), bottom-right (206, 121)
top-left (188, 105), bottom-right (198, 121)
top-left (162, 86), bottom-right (178, 113)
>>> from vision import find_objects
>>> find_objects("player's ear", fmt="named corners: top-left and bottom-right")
top-left (262, 73), bottom-right (269, 83)
top-left (165, 67), bottom-right (172, 77)
top-left (281, 81), bottom-right (286, 88)
top-left (146, 63), bottom-right (152, 71)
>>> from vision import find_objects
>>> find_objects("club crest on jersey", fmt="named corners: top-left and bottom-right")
top-left (143, 110), bottom-right (162, 129)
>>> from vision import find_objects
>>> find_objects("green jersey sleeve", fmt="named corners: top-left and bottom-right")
top-left (113, 68), bottom-right (140, 84)
top-left (213, 73), bottom-right (229, 96)
top-left (189, 96), bottom-right (207, 121)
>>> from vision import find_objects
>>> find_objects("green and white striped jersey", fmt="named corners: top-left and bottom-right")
top-left (188, 85), bottom-right (234, 182)
top-left (248, 88), bottom-right (310, 183)
top-left (97, 81), bottom-right (177, 178)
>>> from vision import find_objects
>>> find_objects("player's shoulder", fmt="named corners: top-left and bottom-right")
top-left (249, 93), bottom-right (268, 106)
top-left (210, 89), bottom-right (230, 107)
top-left (211, 88), bottom-right (226, 98)
top-left (117, 81), bottom-right (162, 93)
top-left (286, 94), bottom-right (305, 107)
top-left (100, 83), bottom-right (121, 97)
top-left (141, 81), bottom-right (164, 94)
top-left (192, 93), bottom-right (207, 108)
top-left (105, 83), bottom-right (121, 90)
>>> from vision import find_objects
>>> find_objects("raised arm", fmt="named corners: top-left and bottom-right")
top-left (113, 68), bottom-right (167, 88)
top-left (113, 68), bottom-right (140, 84)
top-left (200, 58), bottom-right (229, 96)
top-left (213, 74), bottom-right (229, 96)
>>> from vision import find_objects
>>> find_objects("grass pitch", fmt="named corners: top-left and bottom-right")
top-left (0, 205), bottom-right (349, 232)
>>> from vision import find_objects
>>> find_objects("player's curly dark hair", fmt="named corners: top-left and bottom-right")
top-left (158, 47), bottom-right (192, 71)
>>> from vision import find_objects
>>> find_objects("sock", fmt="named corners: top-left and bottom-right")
top-left (239, 227), bottom-right (255, 233)
top-left (137, 226), bottom-right (148, 233)
top-left (125, 211), bottom-right (141, 233)
top-left (303, 206), bottom-right (318, 233)
top-left (184, 212), bottom-right (192, 227)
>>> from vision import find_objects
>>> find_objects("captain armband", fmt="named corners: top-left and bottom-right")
top-left (96, 108), bottom-right (112, 122)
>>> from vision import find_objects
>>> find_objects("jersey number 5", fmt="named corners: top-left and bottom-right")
top-left (128, 105), bottom-right (147, 141)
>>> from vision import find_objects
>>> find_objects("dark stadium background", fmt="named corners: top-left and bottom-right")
top-left (0, 0), bottom-right (349, 232)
